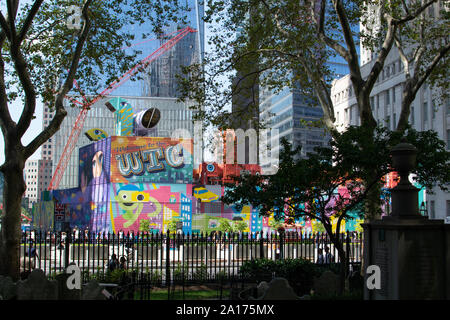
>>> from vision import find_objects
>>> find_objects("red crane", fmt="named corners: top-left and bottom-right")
top-left (48, 26), bottom-right (197, 190)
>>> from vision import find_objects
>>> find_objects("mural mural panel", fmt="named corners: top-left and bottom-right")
top-left (78, 138), bottom-right (111, 233)
top-left (110, 137), bottom-right (193, 185)
top-left (109, 183), bottom-right (193, 234)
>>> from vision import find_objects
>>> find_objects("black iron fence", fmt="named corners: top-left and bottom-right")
top-left (20, 230), bottom-right (363, 285)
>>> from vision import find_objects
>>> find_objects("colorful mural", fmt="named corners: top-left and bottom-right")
top-left (31, 194), bottom-right (54, 231)
top-left (78, 138), bottom-right (111, 233)
top-left (110, 97), bottom-right (134, 137)
top-left (109, 182), bottom-right (193, 234)
top-left (110, 136), bottom-right (193, 185)
top-left (190, 185), bottom-right (262, 234)
top-left (40, 135), bottom-right (429, 234)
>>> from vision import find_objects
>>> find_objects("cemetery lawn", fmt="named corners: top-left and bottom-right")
top-left (135, 285), bottom-right (230, 300)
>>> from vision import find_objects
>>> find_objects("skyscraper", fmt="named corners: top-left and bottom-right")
top-left (100, 1), bottom-right (205, 99)
top-left (259, 21), bottom-right (359, 161)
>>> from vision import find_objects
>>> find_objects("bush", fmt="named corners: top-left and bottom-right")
top-left (192, 263), bottom-right (208, 282)
top-left (239, 258), bottom-right (323, 296)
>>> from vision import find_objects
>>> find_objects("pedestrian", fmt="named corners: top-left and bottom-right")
top-left (119, 256), bottom-right (127, 270)
top-left (74, 227), bottom-right (79, 243)
top-left (324, 246), bottom-right (334, 264)
top-left (316, 247), bottom-right (324, 264)
top-left (108, 253), bottom-right (119, 272)
top-left (20, 243), bottom-right (38, 276)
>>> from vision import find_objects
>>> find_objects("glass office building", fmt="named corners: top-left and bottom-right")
top-left (111, 0), bottom-right (205, 98)
top-left (260, 25), bottom-right (360, 162)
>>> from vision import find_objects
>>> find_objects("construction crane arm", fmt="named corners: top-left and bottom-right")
top-left (48, 26), bottom-right (197, 191)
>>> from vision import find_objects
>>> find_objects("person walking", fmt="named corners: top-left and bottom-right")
top-left (316, 247), bottom-right (325, 264)
top-left (119, 256), bottom-right (127, 270)
top-left (108, 253), bottom-right (119, 272)
top-left (324, 246), bottom-right (335, 264)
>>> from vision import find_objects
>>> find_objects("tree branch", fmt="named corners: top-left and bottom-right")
top-left (332, 0), bottom-right (360, 73)
top-left (0, 12), bottom-right (11, 40)
top-left (394, 0), bottom-right (438, 24)
top-left (0, 55), bottom-right (15, 134)
top-left (24, 0), bottom-right (93, 158)
top-left (394, 34), bottom-right (410, 80)
top-left (311, 0), bottom-right (350, 61)
top-left (297, 52), bottom-right (336, 130)
top-left (363, 15), bottom-right (397, 94)
top-left (397, 42), bottom-right (450, 132)
top-left (6, 0), bottom-right (18, 43)
top-left (18, 0), bottom-right (44, 44)
top-left (412, 42), bottom-right (450, 97)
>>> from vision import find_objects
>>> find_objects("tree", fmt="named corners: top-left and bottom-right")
top-left (233, 220), bottom-right (248, 233)
top-left (268, 216), bottom-right (284, 230)
top-left (167, 218), bottom-right (181, 234)
top-left (179, 0), bottom-right (449, 220)
top-left (222, 128), bottom-right (449, 294)
top-left (0, 0), bottom-right (185, 280)
top-left (217, 218), bottom-right (234, 233)
top-left (139, 219), bottom-right (150, 233)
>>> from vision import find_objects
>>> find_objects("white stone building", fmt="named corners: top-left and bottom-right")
top-left (331, 2), bottom-right (449, 222)
top-left (24, 159), bottom-right (52, 207)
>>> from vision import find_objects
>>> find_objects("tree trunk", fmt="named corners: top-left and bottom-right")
top-left (330, 236), bottom-right (347, 296)
top-left (364, 181), bottom-right (383, 222)
top-left (0, 160), bottom-right (26, 281)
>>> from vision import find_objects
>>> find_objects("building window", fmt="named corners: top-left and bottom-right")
top-left (447, 129), bottom-right (450, 150)
top-left (428, 4), bottom-right (434, 17)
top-left (393, 113), bottom-right (396, 130)
top-left (423, 101), bottom-right (428, 122)
top-left (447, 200), bottom-right (450, 217)
top-left (385, 90), bottom-right (390, 105)
top-left (429, 201), bottom-right (435, 219)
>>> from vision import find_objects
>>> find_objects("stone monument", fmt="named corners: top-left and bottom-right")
top-left (363, 141), bottom-right (450, 300)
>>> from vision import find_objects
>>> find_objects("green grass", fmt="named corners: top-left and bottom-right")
top-left (131, 287), bottom-right (230, 300)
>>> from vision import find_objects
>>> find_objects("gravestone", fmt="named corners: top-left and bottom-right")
top-left (313, 271), bottom-right (340, 296)
top-left (17, 269), bottom-right (58, 300)
top-left (348, 271), bottom-right (364, 292)
top-left (256, 281), bottom-right (269, 298)
top-left (0, 275), bottom-right (17, 300)
top-left (363, 141), bottom-right (450, 300)
top-left (56, 272), bottom-right (81, 300)
top-left (363, 218), bottom-right (449, 299)
top-left (253, 277), bottom-right (303, 300)
top-left (81, 280), bottom-right (108, 300)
